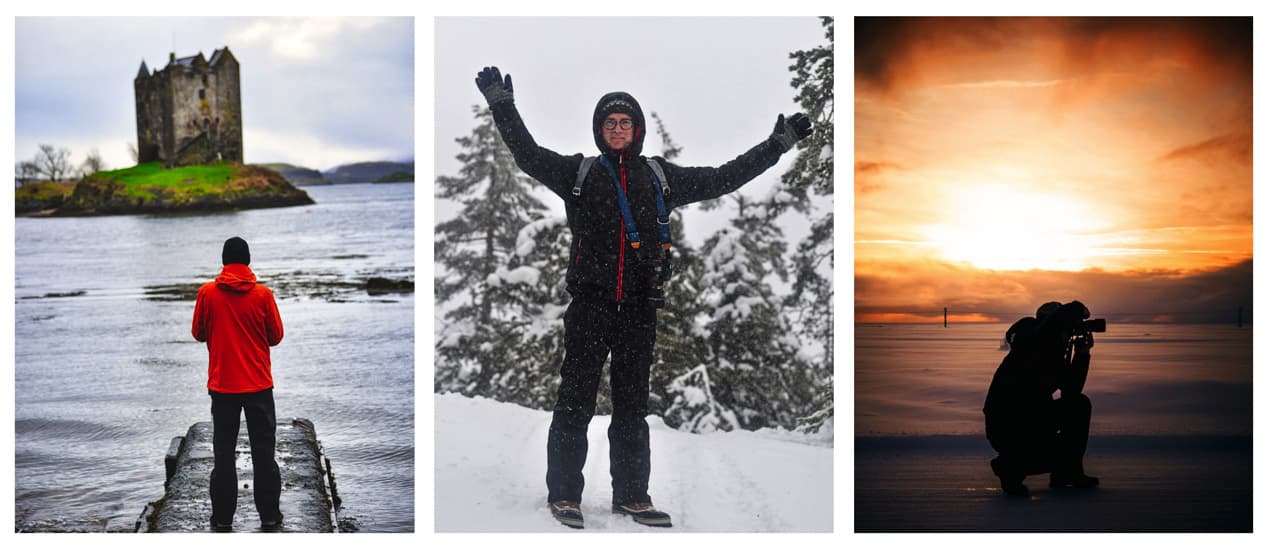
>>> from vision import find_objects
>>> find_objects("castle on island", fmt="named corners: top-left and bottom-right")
top-left (134, 47), bottom-right (243, 167)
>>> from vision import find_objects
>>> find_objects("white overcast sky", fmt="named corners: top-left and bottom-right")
top-left (434, 16), bottom-right (830, 249)
top-left (15, 16), bottom-right (413, 171)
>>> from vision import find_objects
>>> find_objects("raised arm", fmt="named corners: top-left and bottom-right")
top-left (1035, 301), bottom-right (1092, 396)
top-left (476, 66), bottom-right (579, 199)
top-left (662, 113), bottom-right (813, 208)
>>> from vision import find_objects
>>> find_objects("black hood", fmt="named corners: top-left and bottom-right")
top-left (592, 91), bottom-right (646, 157)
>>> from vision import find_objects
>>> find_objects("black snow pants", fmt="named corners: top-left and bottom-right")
top-left (546, 297), bottom-right (657, 505)
top-left (986, 393), bottom-right (1092, 482)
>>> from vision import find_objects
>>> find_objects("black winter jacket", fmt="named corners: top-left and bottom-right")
top-left (489, 93), bottom-right (789, 304)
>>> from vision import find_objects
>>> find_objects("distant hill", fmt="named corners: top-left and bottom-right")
top-left (324, 161), bottom-right (414, 184)
top-left (258, 163), bottom-right (330, 186)
top-left (375, 171), bottom-right (414, 183)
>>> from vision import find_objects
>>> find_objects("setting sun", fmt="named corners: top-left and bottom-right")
top-left (920, 184), bottom-right (1108, 271)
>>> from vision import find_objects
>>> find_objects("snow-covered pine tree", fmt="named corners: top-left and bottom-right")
top-left (645, 112), bottom-right (711, 418)
top-left (480, 215), bottom-right (573, 409)
top-left (780, 16), bottom-right (834, 430)
top-left (669, 196), bottom-right (815, 431)
top-left (435, 105), bottom-right (552, 405)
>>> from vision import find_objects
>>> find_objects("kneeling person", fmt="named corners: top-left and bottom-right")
top-left (983, 301), bottom-right (1100, 497)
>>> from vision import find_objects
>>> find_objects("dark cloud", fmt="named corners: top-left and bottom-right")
top-left (857, 259), bottom-right (1252, 324)
top-left (855, 17), bottom-right (1045, 93)
top-left (1063, 17), bottom-right (1251, 79)
top-left (855, 17), bottom-right (1252, 97)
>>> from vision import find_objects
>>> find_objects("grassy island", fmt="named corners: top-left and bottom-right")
top-left (16, 162), bottom-right (315, 216)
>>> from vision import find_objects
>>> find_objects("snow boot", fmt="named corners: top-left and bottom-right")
top-left (550, 500), bottom-right (584, 529)
top-left (613, 502), bottom-right (673, 528)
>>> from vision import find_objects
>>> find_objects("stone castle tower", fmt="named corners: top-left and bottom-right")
top-left (134, 47), bottom-right (243, 167)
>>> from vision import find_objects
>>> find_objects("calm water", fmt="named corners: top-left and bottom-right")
top-left (15, 183), bottom-right (414, 532)
top-left (856, 323), bottom-right (1252, 437)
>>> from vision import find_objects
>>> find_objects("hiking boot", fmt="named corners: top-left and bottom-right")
top-left (550, 500), bottom-right (584, 529)
top-left (612, 502), bottom-right (673, 527)
top-left (210, 518), bottom-right (233, 532)
top-left (1050, 472), bottom-right (1100, 489)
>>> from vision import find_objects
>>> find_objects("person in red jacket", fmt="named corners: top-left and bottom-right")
top-left (192, 236), bottom-right (285, 531)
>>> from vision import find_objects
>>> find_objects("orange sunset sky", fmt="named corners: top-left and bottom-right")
top-left (855, 17), bottom-right (1252, 324)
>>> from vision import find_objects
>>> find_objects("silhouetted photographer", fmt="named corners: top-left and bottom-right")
top-left (983, 300), bottom-right (1104, 496)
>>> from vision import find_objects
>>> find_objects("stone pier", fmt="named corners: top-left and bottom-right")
top-left (136, 417), bottom-right (344, 532)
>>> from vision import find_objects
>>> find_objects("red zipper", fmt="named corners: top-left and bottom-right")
top-left (616, 159), bottom-right (627, 303)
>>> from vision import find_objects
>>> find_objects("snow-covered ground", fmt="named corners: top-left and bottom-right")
top-left (435, 393), bottom-right (833, 532)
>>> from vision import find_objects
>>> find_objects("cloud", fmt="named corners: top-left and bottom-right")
top-left (946, 79), bottom-right (1067, 89)
top-left (855, 17), bottom-right (1251, 101)
top-left (230, 17), bottom-right (383, 61)
top-left (1155, 132), bottom-right (1252, 165)
top-left (15, 17), bottom-right (412, 170)
top-left (856, 259), bottom-right (1252, 324)
top-left (855, 160), bottom-right (901, 175)
top-left (854, 160), bottom-right (901, 194)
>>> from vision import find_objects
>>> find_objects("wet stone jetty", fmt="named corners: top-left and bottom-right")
top-left (136, 418), bottom-right (345, 532)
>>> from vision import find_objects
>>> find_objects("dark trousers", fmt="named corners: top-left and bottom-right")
top-left (209, 388), bottom-right (282, 523)
top-left (546, 298), bottom-right (657, 505)
top-left (986, 393), bottom-right (1092, 482)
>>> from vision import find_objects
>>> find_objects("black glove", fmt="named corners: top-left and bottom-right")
top-left (771, 113), bottom-right (812, 152)
top-left (475, 66), bottom-right (514, 106)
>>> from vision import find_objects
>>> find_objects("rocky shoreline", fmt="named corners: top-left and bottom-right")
top-left (140, 273), bottom-right (414, 303)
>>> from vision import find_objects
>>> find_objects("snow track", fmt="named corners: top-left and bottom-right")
top-left (435, 393), bottom-right (832, 532)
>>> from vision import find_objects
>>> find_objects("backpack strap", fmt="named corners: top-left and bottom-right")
top-left (643, 157), bottom-right (673, 250)
top-left (572, 156), bottom-right (596, 196)
top-left (645, 157), bottom-right (670, 197)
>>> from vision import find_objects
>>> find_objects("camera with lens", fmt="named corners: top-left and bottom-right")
top-left (1079, 318), bottom-right (1107, 334)
top-left (1067, 318), bottom-right (1106, 351)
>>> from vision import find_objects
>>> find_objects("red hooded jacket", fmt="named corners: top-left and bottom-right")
top-left (192, 263), bottom-right (284, 393)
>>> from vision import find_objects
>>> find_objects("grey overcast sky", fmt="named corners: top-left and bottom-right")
top-left (15, 16), bottom-right (413, 171)
top-left (434, 16), bottom-right (830, 248)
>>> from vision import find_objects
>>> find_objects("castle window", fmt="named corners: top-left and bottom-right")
top-left (198, 89), bottom-right (205, 99)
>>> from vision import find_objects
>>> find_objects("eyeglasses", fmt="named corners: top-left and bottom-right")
top-left (603, 118), bottom-right (634, 131)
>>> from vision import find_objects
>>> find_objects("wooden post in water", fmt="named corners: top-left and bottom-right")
top-left (944, 307), bottom-right (948, 328)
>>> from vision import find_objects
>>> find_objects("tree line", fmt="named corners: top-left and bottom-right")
top-left (14, 144), bottom-right (108, 186)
